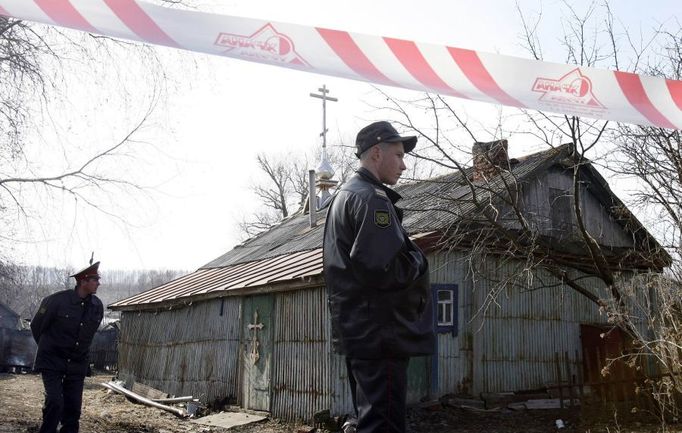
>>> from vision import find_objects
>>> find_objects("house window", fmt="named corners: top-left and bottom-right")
top-left (432, 284), bottom-right (458, 334)
top-left (437, 290), bottom-right (453, 325)
top-left (549, 187), bottom-right (573, 233)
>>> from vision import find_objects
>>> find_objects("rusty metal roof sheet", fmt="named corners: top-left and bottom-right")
top-left (109, 249), bottom-right (323, 309)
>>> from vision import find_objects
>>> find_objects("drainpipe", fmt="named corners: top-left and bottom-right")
top-left (309, 169), bottom-right (317, 227)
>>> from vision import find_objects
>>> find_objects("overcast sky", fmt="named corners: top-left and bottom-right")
top-left (12, 0), bottom-right (681, 272)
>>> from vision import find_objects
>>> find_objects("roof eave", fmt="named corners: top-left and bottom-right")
top-left (108, 274), bottom-right (325, 312)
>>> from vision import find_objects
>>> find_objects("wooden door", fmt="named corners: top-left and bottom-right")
top-left (241, 295), bottom-right (274, 411)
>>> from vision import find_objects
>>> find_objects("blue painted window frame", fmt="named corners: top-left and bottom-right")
top-left (432, 284), bottom-right (458, 335)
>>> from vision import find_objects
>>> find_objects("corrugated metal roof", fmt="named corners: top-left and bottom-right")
top-left (202, 211), bottom-right (327, 269)
top-left (110, 249), bottom-right (323, 308)
top-left (111, 143), bottom-right (662, 310)
top-left (202, 146), bottom-right (563, 270)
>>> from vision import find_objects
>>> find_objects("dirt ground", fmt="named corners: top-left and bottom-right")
top-left (0, 372), bottom-right (677, 433)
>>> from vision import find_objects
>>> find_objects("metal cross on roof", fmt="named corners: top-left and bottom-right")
top-left (247, 310), bottom-right (264, 365)
top-left (309, 84), bottom-right (338, 151)
top-left (310, 84), bottom-right (339, 210)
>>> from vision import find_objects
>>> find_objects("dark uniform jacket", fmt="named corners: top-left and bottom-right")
top-left (323, 168), bottom-right (436, 359)
top-left (31, 289), bottom-right (104, 375)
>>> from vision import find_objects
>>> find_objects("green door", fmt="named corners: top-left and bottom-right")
top-left (241, 295), bottom-right (274, 412)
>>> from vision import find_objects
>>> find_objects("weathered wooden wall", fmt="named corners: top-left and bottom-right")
top-left (520, 167), bottom-right (633, 247)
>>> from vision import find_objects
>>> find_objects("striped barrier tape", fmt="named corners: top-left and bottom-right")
top-left (1, 0), bottom-right (680, 129)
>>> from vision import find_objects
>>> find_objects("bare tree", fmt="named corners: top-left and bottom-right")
top-left (603, 28), bottom-right (682, 420)
top-left (0, 264), bottom-right (71, 320)
top-left (373, 2), bottom-right (681, 421)
top-left (252, 153), bottom-right (300, 219)
top-left (0, 17), bottom-right (42, 157)
top-left (396, 0), bottom-right (680, 328)
top-left (0, 265), bottom-right (188, 318)
top-left (237, 153), bottom-right (304, 238)
top-left (239, 143), bottom-right (356, 237)
top-left (0, 8), bottom-right (191, 317)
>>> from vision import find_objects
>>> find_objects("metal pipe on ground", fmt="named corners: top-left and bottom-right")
top-left (101, 382), bottom-right (188, 418)
top-left (152, 396), bottom-right (199, 404)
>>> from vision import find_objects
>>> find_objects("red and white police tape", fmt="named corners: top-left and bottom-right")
top-left (1, 0), bottom-right (680, 129)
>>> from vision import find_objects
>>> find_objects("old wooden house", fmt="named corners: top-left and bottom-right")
top-left (109, 142), bottom-right (666, 420)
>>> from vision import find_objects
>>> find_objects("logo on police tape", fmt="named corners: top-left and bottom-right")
top-left (215, 23), bottom-right (309, 67)
top-left (532, 68), bottom-right (605, 111)
top-left (374, 210), bottom-right (391, 228)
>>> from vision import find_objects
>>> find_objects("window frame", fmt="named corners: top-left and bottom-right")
top-left (549, 187), bottom-right (573, 234)
top-left (432, 284), bottom-right (458, 335)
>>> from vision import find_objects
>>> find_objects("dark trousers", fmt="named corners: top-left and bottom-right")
top-left (346, 357), bottom-right (409, 433)
top-left (39, 370), bottom-right (86, 433)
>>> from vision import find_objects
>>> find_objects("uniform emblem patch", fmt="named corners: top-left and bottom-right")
top-left (374, 210), bottom-right (391, 228)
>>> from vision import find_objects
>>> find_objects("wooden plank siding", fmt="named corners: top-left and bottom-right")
top-left (523, 167), bottom-right (634, 247)
top-left (497, 167), bottom-right (635, 249)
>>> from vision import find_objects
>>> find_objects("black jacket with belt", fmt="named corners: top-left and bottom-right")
top-left (30, 289), bottom-right (104, 375)
top-left (323, 168), bottom-right (435, 359)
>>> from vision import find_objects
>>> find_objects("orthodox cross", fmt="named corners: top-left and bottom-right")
top-left (247, 310), bottom-right (264, 364)
top-left (309, 84), bottom-right (338, 150)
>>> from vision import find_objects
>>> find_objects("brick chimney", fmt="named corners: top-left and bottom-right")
top-left (472, 139), bottom-right (510, 182)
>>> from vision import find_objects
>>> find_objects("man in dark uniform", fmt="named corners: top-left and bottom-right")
top-left (323, 121), bottom-right (435, 433)
top-left (31, 261), bottom-right (104, 433)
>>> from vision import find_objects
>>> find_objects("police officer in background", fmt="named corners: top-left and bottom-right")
top-left (31, 261), bottom-right (104, 433)
top-left (323, 121), bottom-right (435, 433)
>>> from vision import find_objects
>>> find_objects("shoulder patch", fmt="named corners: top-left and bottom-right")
top-left (374, 210), bottom-right (391, 228)
top-left (38, 306), bottom-right (47, 315)
top-left (374, 188), bottom-right (388, 199)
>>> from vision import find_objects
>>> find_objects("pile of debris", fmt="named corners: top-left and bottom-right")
top-left (441, 389), bottom-right (580, 412)
top-left (101, 380), bottom-right (272, 430)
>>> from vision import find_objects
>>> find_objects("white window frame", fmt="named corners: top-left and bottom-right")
top-left (437, 289), bottom-right (454, 326)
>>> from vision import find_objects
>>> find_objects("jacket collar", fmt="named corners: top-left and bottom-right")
top-left (70, 288), bottom-right (92, 304)
top-left (356, 168), bottom-right (402, 204)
